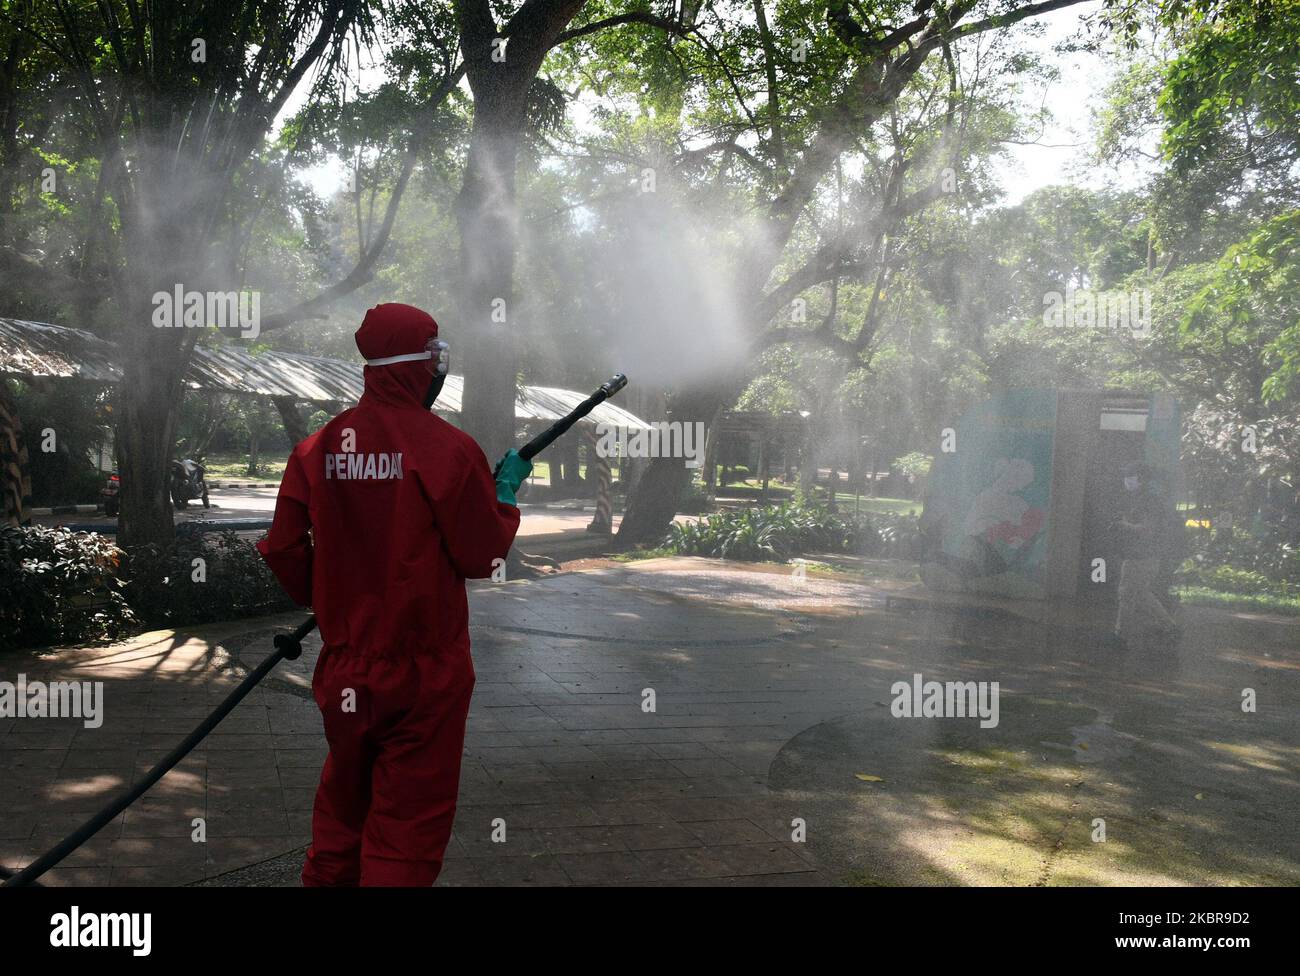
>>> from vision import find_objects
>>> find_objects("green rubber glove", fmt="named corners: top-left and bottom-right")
top-left (493, 448), bottom-right (533, 507)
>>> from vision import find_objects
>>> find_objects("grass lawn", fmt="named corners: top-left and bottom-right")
top-left (1175, 586), bottom-right (1300, 616)
top-left (203, 454), bottom-right (287, 482)
top-left (832, 494), bottom-right (922, 515)
top-left (713, 477), bottom-right (922, 516)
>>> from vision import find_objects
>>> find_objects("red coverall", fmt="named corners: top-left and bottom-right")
top-left (257, 303), bottom-right (520, 886)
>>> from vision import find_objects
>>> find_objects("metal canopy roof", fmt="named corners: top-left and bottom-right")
top-left (0, 317), bottom-right (651, 430)
top-left (0, 317), bottom-right (121, 382)
top-left (186, 344), bottom-right (365, 403)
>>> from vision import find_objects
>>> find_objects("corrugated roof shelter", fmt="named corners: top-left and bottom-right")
top-left (0, 317), bottom-right (652, 430)
top-left (0, 317), bottom-right (121, 382)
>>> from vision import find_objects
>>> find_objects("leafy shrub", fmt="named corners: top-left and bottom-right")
top-left (871, 512), bottom-right (924, 559)
top-left (0, 525), bottom-right (135, 651)
top-left (1181, 521), bottom-right (1300, 589)
top-left (1174, 563), bottom-right (1297, 598)
top-left (664, 504), bottom-right (921, 562)
top-left (122, 530), bottom-right (295, 628)
top-left (677, 480), bottom-right (713, 515)
top-left (891, 451), bottom-right (933, 479)
top-left (0, 526), bottom-right (295, 651)
top-left (9, 378), bottom-right (112, 507)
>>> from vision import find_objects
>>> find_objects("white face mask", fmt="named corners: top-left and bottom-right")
top-left (1124, 476), bottom-right (1140, 492)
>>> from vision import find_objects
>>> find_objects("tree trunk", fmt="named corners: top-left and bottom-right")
top-left (702, 422), bottom-right (717, 490)
top-left (617, 386), bottom-right (732, 543)
top-left (273, 396), bottom-right (308, 448)
top-left (799, 424), bottom-right (818, 501)
top-left (616, 456), bottom-right (693, 544)
top-left (563, 439), bottom-right (582, 490)
top-left (115, 354), bottom-right (185, 549)
top-left (453, 0), bottom-right (590, 458)
top-left (455, 111), bottom-right (522, 460)
top-left (112, 213), bottom-right (206, 549)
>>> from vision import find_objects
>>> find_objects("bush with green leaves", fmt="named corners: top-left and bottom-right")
top-left (1, 526), bottom-right (295, 651)
top-left (677, 480), bottom-right (713, 515)
top-left (872, 512), bottom-right (923, 558)
top-left (0, 525), bottom-right (135, 651)
top-left (1180, 522), bottom-right (1300, 589)
top-left (123, 530), bottom-right (295, 628)
top-left (664, 504), bottom-right (921, 563)
top-left (1174, 562), bottom-right (1297, 599)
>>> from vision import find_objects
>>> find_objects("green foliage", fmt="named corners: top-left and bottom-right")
top-left (1173, 586), bottom-right (1300, 616)
top-left (667, 504), bottom-right (841, 562)
top-left (0, 525), bottom-right (134, 651)
top-left (122, 531), bottom-right (295, 629)
top-left (1176, 564), bottom-right (1295, 599)
top-left (892, 452), bottom-right (933, 479)
top-left (1184, 211), bottom-right (1300, 403)
top-left (0, 525), bottom-right (296, 651)
top-left (664, 503), bottom-right (920, 562)
top-left (1182, 522), bottom-right (1300, 586)
top-left (8, 379), bottom-right (111, 506)
top-left (1158, 1), bottom-right (1300, 176)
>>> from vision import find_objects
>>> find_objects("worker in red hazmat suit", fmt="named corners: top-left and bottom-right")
top-left (257, 302), bottom-right (532, 886)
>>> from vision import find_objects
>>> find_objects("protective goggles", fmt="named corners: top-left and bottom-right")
top-left (364, 337), bottom-right (449, 375)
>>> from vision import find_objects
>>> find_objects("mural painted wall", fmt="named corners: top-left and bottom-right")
top-left (926, 390), bottom-right (1057, 583)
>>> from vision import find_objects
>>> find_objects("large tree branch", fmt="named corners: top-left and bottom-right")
top-left (752, 0), bottom-right (787, 180)
top-left (259, 63), bottom-right (467, 333)
top-left (950, 0), bottom-right (1091, 40)
top-left (553, 10), bottom-right (693, 47)
top-left (743, 0), bottom-right (1088, 302)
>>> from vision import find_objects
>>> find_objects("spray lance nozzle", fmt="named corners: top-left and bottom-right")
top-left (517, 373), bottom-right (630, 463)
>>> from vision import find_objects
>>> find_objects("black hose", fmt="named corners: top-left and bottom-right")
top-left (2, 616), bottom-right (317, 887)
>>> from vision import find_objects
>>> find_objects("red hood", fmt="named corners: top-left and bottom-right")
top-left (354, 303), bottom-right (439, 408)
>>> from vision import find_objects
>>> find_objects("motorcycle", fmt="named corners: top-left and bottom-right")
top-left (170, 458), bottom-right (210, 510)
top-left (98, 460), bottom-right (211, 517)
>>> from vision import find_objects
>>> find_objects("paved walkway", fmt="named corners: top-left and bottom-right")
top-left (2, 559), bottom-right (1297, 886)
top-left (33, 484), bottom-right (621, 538)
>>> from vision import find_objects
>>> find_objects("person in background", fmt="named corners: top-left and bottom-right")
top-left (1114, 461), bottom-right (1181, 646)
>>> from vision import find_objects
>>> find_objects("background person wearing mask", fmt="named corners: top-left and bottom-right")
top-left (257, 302), bottom-right (532, 886)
